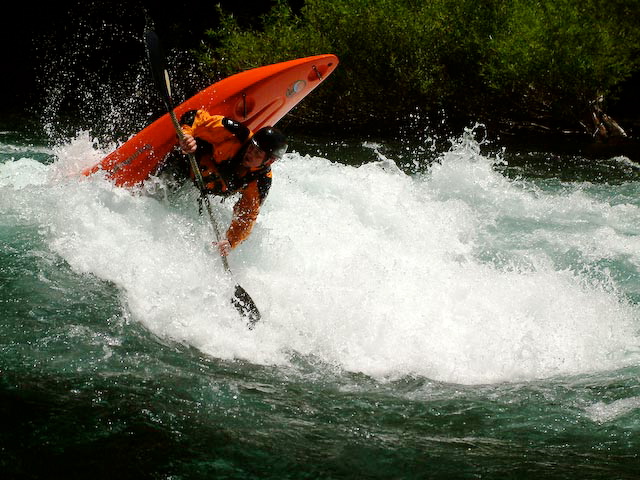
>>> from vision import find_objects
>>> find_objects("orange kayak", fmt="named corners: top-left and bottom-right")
top-left (84, 54), bottom-right (339, 187)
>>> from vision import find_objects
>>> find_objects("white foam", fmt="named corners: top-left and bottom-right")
top-left (0, 158), bottom-right (49, 189)
top-left (2, 133), bottom-right (639, 384)
top-left (584, 396), bottom-right (640, 423)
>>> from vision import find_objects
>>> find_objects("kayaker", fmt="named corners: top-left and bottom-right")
top-left (176, 109), bottom-right (288, 257)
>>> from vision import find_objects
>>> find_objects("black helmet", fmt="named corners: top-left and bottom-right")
top-left (251, 127), bottom-right (288, 160)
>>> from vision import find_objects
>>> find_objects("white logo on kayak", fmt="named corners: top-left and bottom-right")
top-left (286, 80), bottom-right (306, 97)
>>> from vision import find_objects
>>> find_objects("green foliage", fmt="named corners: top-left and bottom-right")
top-left (197, 0), bottom-right (640, 133)
top-left (482, 0), bottom-right (640, 123)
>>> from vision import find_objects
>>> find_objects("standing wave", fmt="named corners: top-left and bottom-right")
top-left (1, 132), bottom-right (639, 385)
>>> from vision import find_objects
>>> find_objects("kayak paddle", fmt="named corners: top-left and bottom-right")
top-left (144, 30), bottom-right (261, 328)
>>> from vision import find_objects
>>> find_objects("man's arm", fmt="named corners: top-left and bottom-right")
top-left (225, 181), bottom-right (262, 251)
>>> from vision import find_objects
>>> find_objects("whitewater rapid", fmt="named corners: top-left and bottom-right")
top-left (2, 131), bottom-right (639, 385)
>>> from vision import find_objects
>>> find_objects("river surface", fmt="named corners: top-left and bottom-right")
top-left (1, 125), bottom-right (639, 478)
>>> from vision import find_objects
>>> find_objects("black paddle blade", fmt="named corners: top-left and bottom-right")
top-left (232, 284), bottom-right (261, 328)
top-left (144, 30), bottom-right (173, 110)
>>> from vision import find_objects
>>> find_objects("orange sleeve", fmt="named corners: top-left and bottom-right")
top-left (226, 181), bottom-right (262, 249)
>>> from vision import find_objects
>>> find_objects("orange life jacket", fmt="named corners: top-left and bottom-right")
top-left (181, 110), bottom-right (273, 248)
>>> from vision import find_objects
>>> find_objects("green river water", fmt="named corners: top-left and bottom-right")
top-left (1, 125), bottom-right (640, 478)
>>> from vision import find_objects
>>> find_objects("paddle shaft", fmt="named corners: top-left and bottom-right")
top-left (145, 30), bottom-right (260, 325)
top-left (167, 111), bottom-right (231, 272)
top-left (143, 32), bottom-right (223, 249)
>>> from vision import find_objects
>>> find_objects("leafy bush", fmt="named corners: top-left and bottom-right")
top-left (197, 0), bottom-right (640, 134)
top-left (481, 0), bottom-right (640, 126)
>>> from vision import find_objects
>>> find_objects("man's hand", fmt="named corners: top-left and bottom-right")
top-left (180, 134), bottom-right (197, 154)
top-left (214, 239), bottom-right (232, 257)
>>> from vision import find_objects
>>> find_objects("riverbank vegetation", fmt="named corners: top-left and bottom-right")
top-left (197, 0), bottom-right (639, 140)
